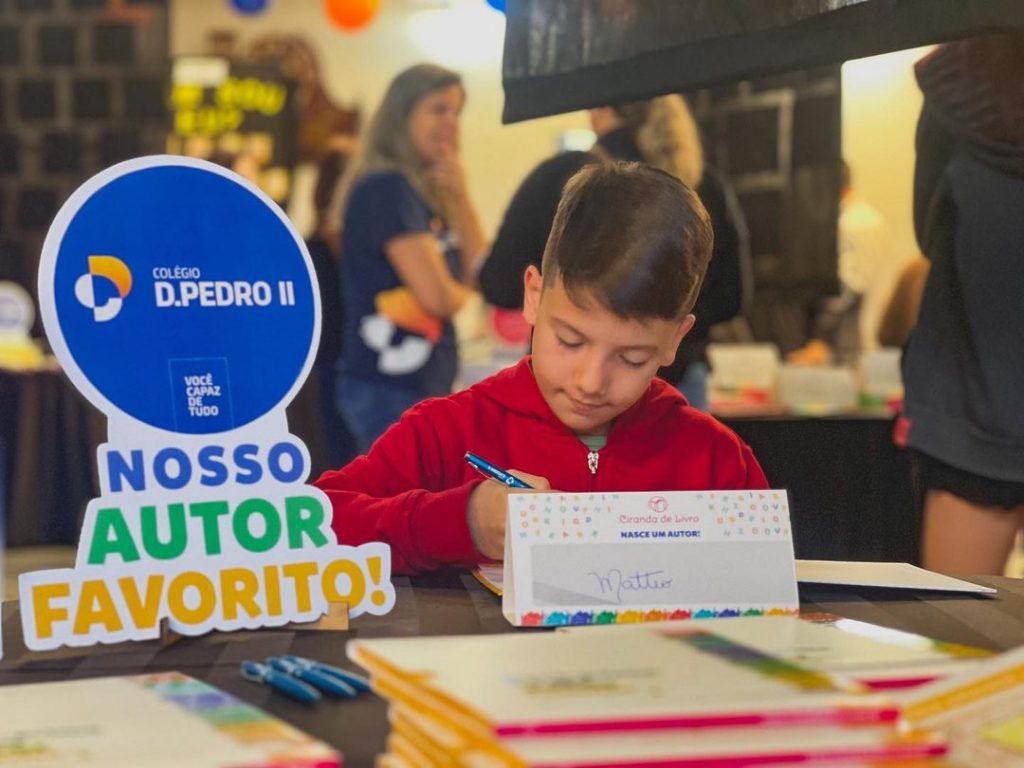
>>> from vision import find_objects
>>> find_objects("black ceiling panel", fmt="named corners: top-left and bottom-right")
top-left (502, 0), bottom-right (1024, 122)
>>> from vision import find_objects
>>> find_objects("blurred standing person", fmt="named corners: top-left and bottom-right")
top-left (788, 161), bottom-right (893, 366)
top-left (877, 255), bottom-right (930, 350)
top-left (479, 96), bottom-right (748, 410)
top-left (333, 64), bottom-right (485, 453)
top-left (902, 32), bottom-right (1024, 575)
top-left (306, 141), bottom-right (357, 469)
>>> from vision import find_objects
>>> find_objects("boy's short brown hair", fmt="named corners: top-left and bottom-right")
top-left (541, 162), bottom-right (713, 320)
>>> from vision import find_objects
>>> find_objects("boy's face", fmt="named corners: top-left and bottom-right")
top-left (522, 266), bottom-right (693, 436)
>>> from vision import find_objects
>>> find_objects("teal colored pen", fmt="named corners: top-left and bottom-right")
top-left (240, 660), bottom-right (321, 704)
top-left (465, 452), bottom-right (533, 489)
top-left (267, 657), bottom-right (357, 698)
top-left (281, 655), bottom-right (372, 693)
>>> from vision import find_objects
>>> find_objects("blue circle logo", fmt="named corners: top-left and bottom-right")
top-left (39, 157), bottom-right (319, 434)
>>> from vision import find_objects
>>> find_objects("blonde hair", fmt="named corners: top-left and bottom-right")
top-left (330, 63), bottom-right (463, 228)
top-left (614, 95), bottom-right (704, 189)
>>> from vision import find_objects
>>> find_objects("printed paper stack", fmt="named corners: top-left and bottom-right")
top-left (0, 672), bottom-right (341, 767)
top-left (350, 626), bottom-right (948, 767)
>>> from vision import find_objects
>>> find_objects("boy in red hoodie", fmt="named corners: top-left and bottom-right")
top-left (316, 163), bottom-right (768, 574)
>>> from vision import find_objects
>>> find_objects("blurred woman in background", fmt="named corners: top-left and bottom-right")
top-left (333, 64), bottom-right (484, 453)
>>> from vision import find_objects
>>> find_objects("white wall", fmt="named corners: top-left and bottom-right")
top-left (170, 0), bottom-right (589, 238)
top-left (842, 46), bottom-right (934, 264)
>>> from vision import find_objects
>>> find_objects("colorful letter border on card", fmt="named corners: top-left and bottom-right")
top-left (515, 606), bottom-right (799, 627)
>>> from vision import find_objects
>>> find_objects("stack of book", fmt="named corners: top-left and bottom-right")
top-left (0, 672), bottom-right (341, 767)
top-left (899, 644), bottom-right (1024, 766)
top-left (349, 618), bottom-right (952, 767)
top-left (559, 614), bottom-right (989, 690)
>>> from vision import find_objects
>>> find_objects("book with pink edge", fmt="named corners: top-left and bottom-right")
top-left (388, 703), bottom-right (947, 768)
top-left (559, 614), bottom-right (990, 691)
top-left (349, 627), bottom-right (903, 739)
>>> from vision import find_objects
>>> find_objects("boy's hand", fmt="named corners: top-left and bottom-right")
top-left (467, 471), bottom-right (551, 560)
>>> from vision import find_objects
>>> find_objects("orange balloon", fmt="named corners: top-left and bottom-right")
top-left (324, 0), bottom-right (380, 31)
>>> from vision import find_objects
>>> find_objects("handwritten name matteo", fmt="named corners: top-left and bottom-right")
top-left (588, 568), bottom-right (673, 604)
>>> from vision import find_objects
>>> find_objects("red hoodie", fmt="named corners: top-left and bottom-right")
top-left (315, 358), bottom-right (768, 574)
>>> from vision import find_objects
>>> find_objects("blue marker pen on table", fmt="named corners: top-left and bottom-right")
top-left (240, 660), bottom-right (321, 704)
top-left (281, 655), bottom-right (372, 693)
top-left (465, 452), bottom-right (533, 489)
top-left (267, 657), bottom-right (358, 698)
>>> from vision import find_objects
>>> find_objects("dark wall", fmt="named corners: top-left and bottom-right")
top-left (689, 67), bottom-right (842, 351)
top-left (0, 0), bottom-right (169, 329)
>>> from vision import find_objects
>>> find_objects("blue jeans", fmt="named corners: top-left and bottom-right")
top-left (676, 362), bottom-right (709, 412)
top-left (336, 375), bottom-right (425, 454)
top-left (316, 363), bottom-right (357, 469)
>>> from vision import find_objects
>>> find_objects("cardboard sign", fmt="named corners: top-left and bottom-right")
top-left (502, 490), bottom-right (798, 626)
top-left (16, 156), bottom-right (395, 654)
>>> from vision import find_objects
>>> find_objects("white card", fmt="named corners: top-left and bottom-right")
top-left (502, 490), bottom-right (798, 626)
top-left (796, 560), bottom-right (997, 594)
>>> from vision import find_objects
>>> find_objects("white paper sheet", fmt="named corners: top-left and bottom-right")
top-left (796, 560), bottom-right (997, 594)
top-left (477, 560), bottom-right (998, 598)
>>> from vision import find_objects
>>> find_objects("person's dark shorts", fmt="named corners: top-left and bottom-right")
top-left (912, 450), bottom-right (1024, 510)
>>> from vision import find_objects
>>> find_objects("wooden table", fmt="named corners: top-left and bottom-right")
top-left (2, 572), bottom-right (1022, 767)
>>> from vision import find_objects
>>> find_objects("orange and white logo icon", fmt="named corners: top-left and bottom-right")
top-left (74, 255), bottom-right (132, 322)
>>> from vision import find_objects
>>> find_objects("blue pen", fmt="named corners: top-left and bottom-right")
top-left (465, 452), bottom-right (533, 489)
top-left (281, 655), bottom-right (373, 693)
top-left (240, 660), bottom-right (321, 704)
top-left (267, 657), bottom-right (358, 698)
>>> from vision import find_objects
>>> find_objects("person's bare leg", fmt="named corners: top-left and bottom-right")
top-left (921, 490), bottom-right (1021, 576)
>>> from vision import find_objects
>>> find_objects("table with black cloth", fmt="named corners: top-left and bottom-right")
top-left (1, 572), bottom-right (1022, 767)
top-left (2, 350), bottom-right (916, 560)
top-left (0, 363), bottom-right (338, 547)
top-left (719, 413), bottom-right (919, 563)
top-left (0, 363), bottom-right (103, 547)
